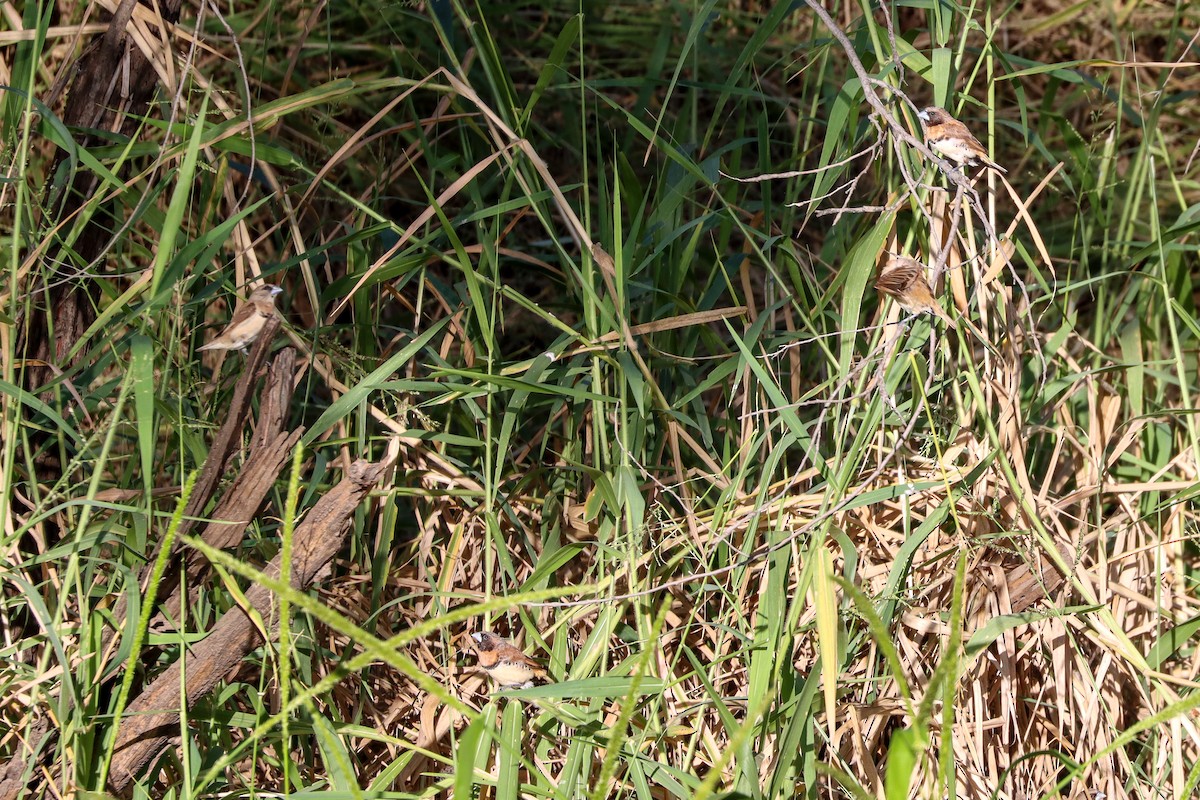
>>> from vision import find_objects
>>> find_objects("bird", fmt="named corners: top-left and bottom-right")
top-left (916, 106), bottom-right (1006, 173)
top-left (469, 631), bottom-right (548, 689)
top-left (874, 254), bottom-right (956, 326)
top-left (196, 284), bottom-right (283, 354)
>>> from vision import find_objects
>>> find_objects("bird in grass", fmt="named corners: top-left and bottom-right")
top-left (874, 254), bottom-right (955, 326)
top-left (470, 631), bottom-right (548, 689)
top-left (196, 284), bottom-right (283, 354)
top-left (917, 106), bottom-right (1006, 173)
top-left (874, 254), bottom-right (997, 352)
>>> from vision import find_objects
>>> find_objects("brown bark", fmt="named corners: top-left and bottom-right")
top-left (1006, 543), bottom-right (1074, 614)
top-left (161, 345), bottom-right (302, 625)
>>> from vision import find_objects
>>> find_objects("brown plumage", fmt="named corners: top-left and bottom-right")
top-left (470, 631), bottom-right (548, 689)
top-left (874, 255), bottom-right (955, 325)
top-left (197, 284), bottom-right (282, 353)
top-left (917, 106), bottom-right (1006, 173)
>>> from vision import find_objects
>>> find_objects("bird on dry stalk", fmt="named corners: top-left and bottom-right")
top-left (917, 106), bottom-right (1006, 173)
top-left (197, 284), bottom-right (283, 354)
top-left (874, 254), bottom-right (955, 324)
top-left (874, 254), bottom-right (996, 353)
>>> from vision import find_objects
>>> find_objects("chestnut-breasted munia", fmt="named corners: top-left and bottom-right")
top-left (470, 631), bottom-right (548, 689)
top-left (917, 106), bottom-right (1006, 173)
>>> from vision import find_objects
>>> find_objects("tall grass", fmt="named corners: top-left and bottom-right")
top-left (3, 1), bottom-right (1200, 799)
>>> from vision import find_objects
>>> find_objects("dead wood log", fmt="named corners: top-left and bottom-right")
top-left (0, 341), bottom-right (294, 800)
top-left (107, 451), bottom-right (397, 793)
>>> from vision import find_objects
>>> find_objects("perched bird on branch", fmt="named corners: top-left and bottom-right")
top-left (197, 284), bottom-right (283, 354)
top-left (917, 106), bottom-right (1006, 173)
top-left (874, 253), bottom-right (997, 353)
top-left (470, 631), bottom-right (548, 689)
top-left (874, 254), bottom-right (955, 325)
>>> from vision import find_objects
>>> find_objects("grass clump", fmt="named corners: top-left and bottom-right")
top-left (3, 2), bottom-right (1200, 799)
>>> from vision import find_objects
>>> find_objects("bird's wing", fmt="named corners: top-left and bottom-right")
top-left (223, 300), bottom-right (259, 330)
top-left (937, 117), bottom-right (981, 146)
top-left (498, 657), bottom-right (547, 678)
top-left (499, 649), bottom-right (546, 669)
top-left (874, 262), bottom-right (923, 296)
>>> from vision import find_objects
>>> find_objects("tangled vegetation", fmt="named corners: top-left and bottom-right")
top-left (3, 2), bottom-right (1200, 798)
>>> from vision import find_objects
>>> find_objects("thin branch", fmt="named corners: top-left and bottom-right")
top-left (721, 142), bottom-right (880, 182)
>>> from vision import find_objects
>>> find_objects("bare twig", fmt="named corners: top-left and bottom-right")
top-left (721, 142), bottom-right (880, 182)
top-left (813, 190), bottom-right (911, 218)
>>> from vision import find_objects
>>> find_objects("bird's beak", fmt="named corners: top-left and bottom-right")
top-left (917, 110), bottom-right (929, 122)
top-left (471, 632), bottom-right (483, 643)
top-left (269, 285), bottom-right (283, 296)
